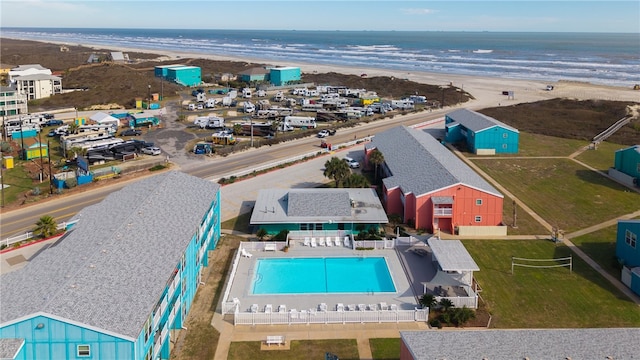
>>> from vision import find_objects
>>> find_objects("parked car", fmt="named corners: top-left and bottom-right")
top-left (47, 130), bottom-right (57, 137)
top-left (343, 157), bottom-right (360, 169)
top-left (120, 128), bottom-right (141, 137)
top-left (44, 119), bottom-right (63, 126)
top-left (141, 146), bottom-right (161, 156)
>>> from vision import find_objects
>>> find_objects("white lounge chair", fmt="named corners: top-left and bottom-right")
top-left (344, 236), bottom-right (351, 248)
top-left (319, 237), bottom-right (326, 246)
top-left (311, 238), bottom-right (317, 247)
top-left (326, 237), bottom-right (333, 247)
top-left (335, 236), bottom-right (341, 246)
top-left (264, 304), bottom-right (273, 313)
top-left (304, 237), bottom-right (310, 246)
top-left (379, 302), bottom-right (388, 310)
top-left (336, 303), bottom-right (344, 312)
top-left (289, 309), bottom-right (298, 319)
top-left (390, 304), bottom-right (398, 311)
top-left (241, 248), bottom-right (253, 258)
top-left (278, 304), bottom-right (287, 313)
top-left (368, 304), bottom-right (377, 311)
top-left (319, 303), bottom-right (327, 312)
top-left (357, 304), bottom-right (366, 311)
top-left (347, 304), bottom-right (356, 311)
top-left (250, 304), bottom-right (258, 313)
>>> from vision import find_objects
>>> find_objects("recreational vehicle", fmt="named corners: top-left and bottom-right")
top-left (284, 116), bottom-right (317, 129)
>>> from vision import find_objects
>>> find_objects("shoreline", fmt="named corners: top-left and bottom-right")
top-left (3, 36), bottom-right (640, 107)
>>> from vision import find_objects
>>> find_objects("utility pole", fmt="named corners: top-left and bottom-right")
top-left (38, 129), bottom-right (44, 182)
top-left (147, 84), bottom-right (151, 110)
top-left (512, 199), bottom-right (518, 228)
top-left (47, 140), bottom-right (53, 195)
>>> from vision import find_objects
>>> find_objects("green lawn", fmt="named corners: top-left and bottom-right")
top-left (463, 240), bottom-right (640, 328)
top-left (472, 158), bottom-right (640, 232)
top-left (570, 221), bottom-right (638, 279)
top-left (228, 339), bottom-right (359, 360)
top-left (501, 195), bottom-right (549, 235)
top-left (575, 140), bottom-right (628, 172)
top-left (370, 338), bottom-right (400, 360)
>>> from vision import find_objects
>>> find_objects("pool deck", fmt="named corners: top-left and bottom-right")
top-left (225, 245), bottom-right (419, 315)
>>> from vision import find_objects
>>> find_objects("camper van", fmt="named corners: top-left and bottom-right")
top-left (205, 98), bottom-right (217, 108)
top-left (243, 101), bottom-right (256, 113)
top-left (242, 88), bottom-right (252, 98)
top-left (284, 116), bottom-right (317, 129)
top-left (273, 91), bottom-right (285, 102)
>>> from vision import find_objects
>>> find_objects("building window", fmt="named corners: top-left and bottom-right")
top-left (77, 345), bottom-right (90, 357)
top-left (503, 133), bottom-right (508, 138)
top-left (474, 216), bottom-right (482, 223)
top-left (475, 199), bottom-right (483, 206)
top-left (502, 144), bottom-right (508, 149)
top-left (626, 230), bottom-right (637, 248)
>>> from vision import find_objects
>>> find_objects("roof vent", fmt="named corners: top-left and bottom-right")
top-left (89, 264), bottom-right (95, 268)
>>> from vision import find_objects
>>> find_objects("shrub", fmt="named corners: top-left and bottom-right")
top-left (0, 244), bottom-right (7, 250)
top-left (32, 187), bottom-right (41, 196)
top-left (65, 177), bottom-right (77, 188)
top-left (273, 229), bottom-right (289, 241)
top-left (429, 319), bottom-right (442, 329)
top-left (149, 164), bottom-right (166, 171)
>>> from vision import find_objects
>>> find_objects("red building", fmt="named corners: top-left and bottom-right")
top-left (365, 126), bottom-right (504, 234)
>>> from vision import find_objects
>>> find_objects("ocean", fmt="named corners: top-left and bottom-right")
top-left (2, 28), bottom-right (639, 87)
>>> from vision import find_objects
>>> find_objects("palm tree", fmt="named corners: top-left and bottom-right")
top-left (68, 122), bottom-right (80, 135)
top-left (256, 228), bottom-right (268, 241)
top-left (343, 173), bottom-right (369, 188)
top-left (420, 294), bottom-right (437, 311)
top-left (438, 298), bottom-right (454, 312)
top-left (452, 306), bottom-right (476, 326)
top-left (368, 149), bottom-right (384, 183)
top-left (33, 215), bottom-right (58, 238)
top-left (323, 157), bottom-right (350, 187)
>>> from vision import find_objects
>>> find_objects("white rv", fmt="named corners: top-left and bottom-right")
top-left (205, 98), bottom-right (217, 108)
top-left (242, 88), bottom-right (252, 98)
top-left (284, 116), bottom-right (317, 129)
top-left (243, 101), bottom-right (256, 113)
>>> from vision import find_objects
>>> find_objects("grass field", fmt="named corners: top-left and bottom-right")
top-left (463, 239), bottom-right (640, 328)
top-left (472, 158), bottom-right (640, 232)
top-left (575, 140), bottom-right (629, 172)
top-left (570, 223), bottom-right (625, 279)
top-left (500, 195), bottom-right (549, 235)
top-left (227, 339), bottom-right (359, 360)
top-left (370, 338), bottom-right (400, 360)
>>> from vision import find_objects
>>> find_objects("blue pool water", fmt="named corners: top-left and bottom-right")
top-left (252, 257), bottom-right (396, 294)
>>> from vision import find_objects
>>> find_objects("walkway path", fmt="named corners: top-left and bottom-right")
top-left (448, 144), bottom-right (640, 306)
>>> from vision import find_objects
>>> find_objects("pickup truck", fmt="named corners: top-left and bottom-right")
top-left (317, 129), bottom-right (336, 138)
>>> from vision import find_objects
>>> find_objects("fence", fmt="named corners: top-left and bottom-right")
top-left (352, 239), bottom-right (395, 249)
top-left (233, 307), bottom-right (428, 326)
top-left (434, 295), bottom-right (478, 309)
top-left (1, 220), bottom-right (79, 249)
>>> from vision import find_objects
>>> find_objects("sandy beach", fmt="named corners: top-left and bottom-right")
top-left (18, 37), bottom-right (640, 109)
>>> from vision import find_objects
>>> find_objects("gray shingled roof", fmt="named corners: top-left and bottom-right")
top-left (0, 338), bottom-right (24, 360)
top-left (0, 171), bottom-right (220, 340)
top-left (250, 188), bottom-right (388, 225)
top-left (370, 126), bottom-right (502, 197)
top-left (401, 328), bottom-right (640, 359)
top-left (446, 108), bottom-right (519, 133)
top-left (427, 239), bottom-right (480, 271)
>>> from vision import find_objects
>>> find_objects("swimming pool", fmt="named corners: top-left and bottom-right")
top-left (252, 257), bottom-right (396, 294)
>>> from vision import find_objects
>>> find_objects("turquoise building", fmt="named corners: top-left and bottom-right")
top-left (613, 145), bottom-right (640, 179)
top-left (0, 171), bottom-right (221, 360)
top-left (249, 188), bottom-right (388, 236)
top-left (616, 219), bottom-right (640, 296)
top-left (238, 67), bottom-right (269, 83)
top-left (269, 67), bottom-right (301, 86)
top-left (154, 64), bottom-right (184, 78)
top-left (444, 109), bottom-right (519, 154)
top-left (166, 66), bottom-right (201, 87)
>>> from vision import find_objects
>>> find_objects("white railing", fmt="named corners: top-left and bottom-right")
top-left (1, 220), bottom-right (80, 249)
top-left (433, 208), bottom-right (453, 216)
top-left (168, 270), bottom-right (181, 300)
top-left (241, 241), bottom-right (286, 252)
top-left (435, 295), bottom-right (478, 309)
top-left (168, 295), bottom-right (181, 327)
top-left (233, 308), bottom-right (428, 326)
top-left (220, 248), bottom-right (242, 314)
top-left (393, 236), bottom-right (424, 247)
top-left (352, 239), bottom-right (395, 249)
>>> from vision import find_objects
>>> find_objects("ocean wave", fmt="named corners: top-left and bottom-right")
top-left (473, 49), bottom-right (493, 54)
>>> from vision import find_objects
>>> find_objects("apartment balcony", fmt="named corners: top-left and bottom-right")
top-left (433, 208), bottom-right (453, 217)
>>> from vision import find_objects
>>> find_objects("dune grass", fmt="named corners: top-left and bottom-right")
top-left (463, 239), bottom-right (640, 328)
